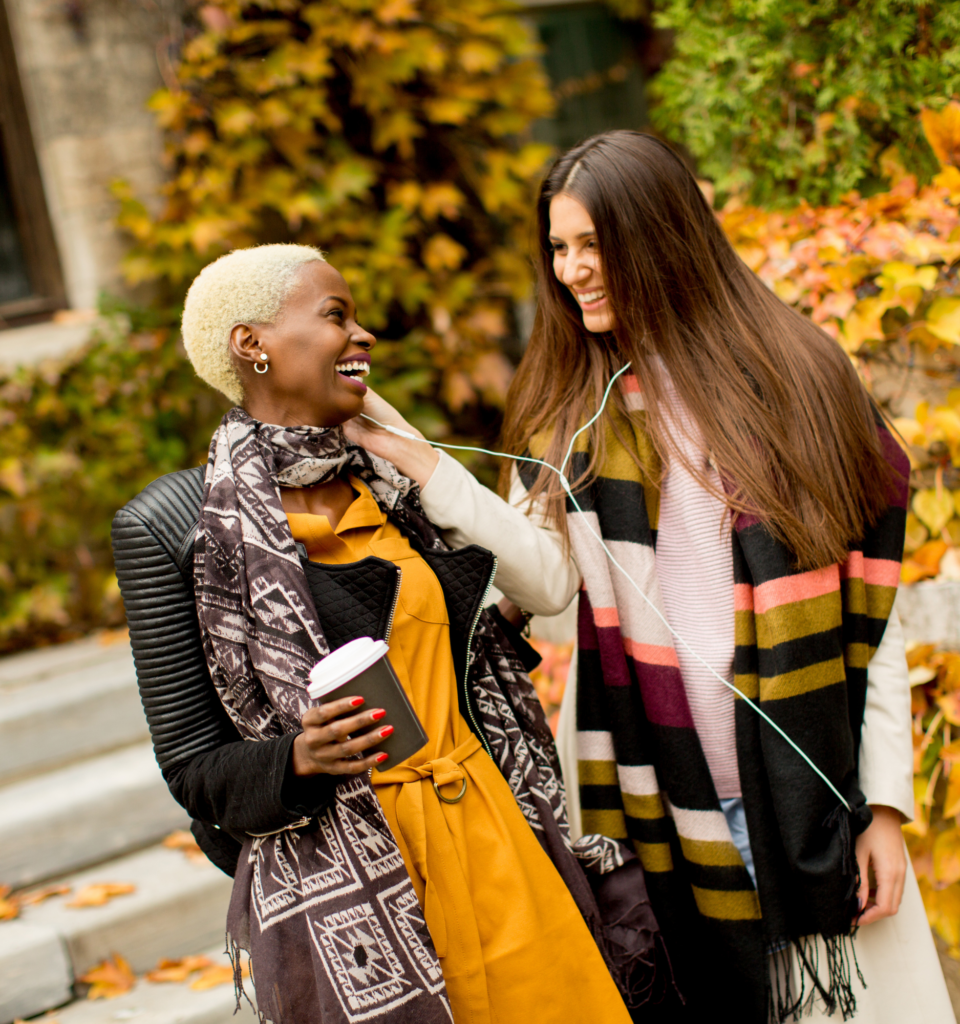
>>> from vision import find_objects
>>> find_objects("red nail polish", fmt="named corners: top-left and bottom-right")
top-left (376, 752), bottom-right (389, 763)
top-left (371, 709), bottom-right (386, 721)
top-left (349, 697), bottom-right (364, 707)
top-left (379, 726), bottom-right (394, 739)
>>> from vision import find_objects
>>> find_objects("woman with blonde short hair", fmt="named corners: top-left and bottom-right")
top-left (111, 244), bottom-right (654, 1024)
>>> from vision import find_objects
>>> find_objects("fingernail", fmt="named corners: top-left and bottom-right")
top-left (350, 697), bottom-right (364, 707)
top-left (371, 709), bottom-right (386, 721)
top-left (376, 752), bottom-right (389, 763)
top-left (379, 726), bottom-right (394, 738)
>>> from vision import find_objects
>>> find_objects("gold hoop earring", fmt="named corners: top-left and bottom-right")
top-left (254, 354), bottom-right (269, 374)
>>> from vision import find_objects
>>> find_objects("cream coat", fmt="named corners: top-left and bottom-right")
top-left (419, 450), bottom-right (954, 1024)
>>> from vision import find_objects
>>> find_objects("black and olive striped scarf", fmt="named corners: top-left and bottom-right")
top-left (531, 373), bottom-right (908, 1022)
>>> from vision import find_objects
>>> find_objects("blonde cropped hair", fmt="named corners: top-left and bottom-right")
top-left (181, 244), bottom-right (327, 404)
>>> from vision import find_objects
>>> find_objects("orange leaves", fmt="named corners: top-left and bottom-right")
top-left (146, 954), bottom-right (247, 989)
top-left (922, 102), bottom-right (960, 170)
top-left (191, 963), bottom-right (244, 990)
top-left (146, 954), bottom-right (214, 982)
top-left (19, 884), bottom-right (71, 906)
top-left (0, 885), bottom-right (19, 920)
top-left (78, 954), bottom-right (136, 1000)
top-left (528, 638), bottom-right (573, 735)
top-left (162, 829), bottom-right (206, 863)
top-left (66, 882), bottom-right (136, 908)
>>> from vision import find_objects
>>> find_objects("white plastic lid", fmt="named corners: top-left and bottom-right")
top-left (307, 637), bottom-right (390, 700)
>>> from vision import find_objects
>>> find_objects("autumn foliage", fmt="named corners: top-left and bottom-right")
top-left (718, 103), bottom-right (960, 586)
top-left (651, 0), bottom-right (960, 205)
top-left (114, 0), bottom-right (554, 434)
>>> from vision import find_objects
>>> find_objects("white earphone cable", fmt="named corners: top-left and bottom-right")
top-left (359, 367), bottom-right (852, 811)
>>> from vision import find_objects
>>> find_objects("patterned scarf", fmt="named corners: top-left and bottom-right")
top-left (527, 373), bottom-right (908, 1023)
top-left (194, 407), bottom-right (658, 1024)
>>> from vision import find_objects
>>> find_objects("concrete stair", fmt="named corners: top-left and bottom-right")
top-left (0, 636), bottom-right (241, 1024)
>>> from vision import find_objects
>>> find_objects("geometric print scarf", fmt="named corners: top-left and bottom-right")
top-left (194, 407), bottom-right (655, 1024)
top-left (539, 373), bottom-right (909, 1023)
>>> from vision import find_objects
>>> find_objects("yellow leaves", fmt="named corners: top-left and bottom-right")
top-left (914, 488), bottom-right (956, 535)
top-left (78, 954), bottom-right (136, 1000)
top-left (214, 100), bottom-right (258, 137)
top-left (421, 183), bottom-right (465, 220)
top-left (934, 826), bottom-right (960, 886)
top-left (922, 102), bottom-right (960, 169)
top-left (927, 297), bottom-right (960, 345)
top-left (422, 234), bottom-right (467, 272)
top-left (66, 882), bottom-right (136, 908)
top-left (841, 297), bottom-right (888, 349)
top-left (423, 97), bottom-right (478, 125)
top-left (458, 40), bottom-right (501, 74)
top-left (921, 877), bottom-right (960, 951)
top-left (0, 459), bottom-right (27, 498)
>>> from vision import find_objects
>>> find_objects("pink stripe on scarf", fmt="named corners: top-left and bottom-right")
top-left (753, 565), bottom-right (839, 615)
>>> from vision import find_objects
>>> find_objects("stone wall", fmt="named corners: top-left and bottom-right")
top-left (4, 0), bottom-right (177, 311)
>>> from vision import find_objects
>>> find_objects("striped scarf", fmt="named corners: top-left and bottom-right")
top-left (537, 373), bottom-right (908, 1022)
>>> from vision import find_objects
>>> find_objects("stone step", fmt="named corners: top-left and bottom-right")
top-left (41, 945), bottom-right (257, 1024)
top-left (47, 949), bottom-right (259, 1024)
top-left (0, 843), bottom-right (236, 1023)
top-left (0, 633), bottom-right (131, 691)
top-left (0, 921), bottom-right (72, 1024)
top-left (0, 743), bottom-right (189, 889)
top-left (0, 645), bottom-right (145, 784)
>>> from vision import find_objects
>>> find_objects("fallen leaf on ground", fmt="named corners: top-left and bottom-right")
top-left (19, 884), bottom-right (71, 906)
top-left (0, 885), bottom-right (19, 920)
top-left (67, 883), bottom-right (136, 908)
top-left (162, 830), bottom-right (206, 862)
top-left (78, 953), bottom-right (136, 999)
top-left (190, 962), bottom-right (248, 990)
top-left (146, 954), bottom-right (213, 982)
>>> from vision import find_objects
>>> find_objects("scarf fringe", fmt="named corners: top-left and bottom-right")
top-left (769, 933), bottom-right (865, 1022)
top-left (227, 931), bottom-right (263, 1022)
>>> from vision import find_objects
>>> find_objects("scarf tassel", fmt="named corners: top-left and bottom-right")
top-left (226, 931), bottom-right (264, 1022)
top-left (769, 932), bottom-right (865, 1023)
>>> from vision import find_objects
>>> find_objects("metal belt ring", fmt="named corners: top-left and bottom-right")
top-left (433, 777), bottom-right (467, 804)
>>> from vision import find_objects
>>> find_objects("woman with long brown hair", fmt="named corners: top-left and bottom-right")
top-left (349, 131), bottom-right (954, 1023)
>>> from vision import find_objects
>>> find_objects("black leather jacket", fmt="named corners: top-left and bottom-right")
top-left (111, 466), bottom-right (538, 876)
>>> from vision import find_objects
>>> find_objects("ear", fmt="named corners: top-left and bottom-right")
top-left (229, 323), bottom-right (265, 367)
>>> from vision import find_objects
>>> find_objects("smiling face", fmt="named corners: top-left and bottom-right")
top-left (230, 261), bottom-right (376, 428)
top-left (548, 193), bottom-right (615, 334)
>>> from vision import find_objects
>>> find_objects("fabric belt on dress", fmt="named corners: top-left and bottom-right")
top-left (372, 732), bottom-right (491, 1024)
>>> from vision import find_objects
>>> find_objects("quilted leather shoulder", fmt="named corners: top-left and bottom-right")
top-left (119, 465), bottom-right (205, 566)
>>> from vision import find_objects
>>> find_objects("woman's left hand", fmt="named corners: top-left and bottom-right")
top-left (855, 804), bottom-right (906, 925)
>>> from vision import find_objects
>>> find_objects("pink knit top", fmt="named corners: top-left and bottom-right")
top-left (655, 380), bottom-right (741, 799)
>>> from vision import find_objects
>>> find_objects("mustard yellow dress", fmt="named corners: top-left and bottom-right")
top-left (288, 479), bottom-right (630, 1024)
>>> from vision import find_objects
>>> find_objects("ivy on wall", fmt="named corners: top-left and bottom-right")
top-left (650, 0), bottom-right (960, 205)
top-left (114, 0), bottom-right (554, 437)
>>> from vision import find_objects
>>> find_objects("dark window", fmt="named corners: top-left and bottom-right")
top-left (531, 3), bottom-right (649, 152)
top-left (0, 0), bottom-right (65, 326)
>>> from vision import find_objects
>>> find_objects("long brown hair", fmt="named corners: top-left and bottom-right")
top-left (501, 130), bottom-right (895, 570)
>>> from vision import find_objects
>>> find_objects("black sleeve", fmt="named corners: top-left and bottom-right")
top-left (111, 507), bottom-right (336, 842)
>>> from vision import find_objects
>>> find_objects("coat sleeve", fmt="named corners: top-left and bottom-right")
top-left (111, 507), bottom-right (336, 841)
top-left (859, 608), bottom-right (914, 821)
top-left (418, 450), bottom-right (581, 616)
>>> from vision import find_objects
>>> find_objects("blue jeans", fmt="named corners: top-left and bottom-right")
top-left (720, 796), bottom-right (757, 888)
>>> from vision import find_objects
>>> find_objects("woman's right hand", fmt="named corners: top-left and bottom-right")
top-left (342, 389), bottom-right (439, 487)
top-left (292, 697), bottom-right (393, 776)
